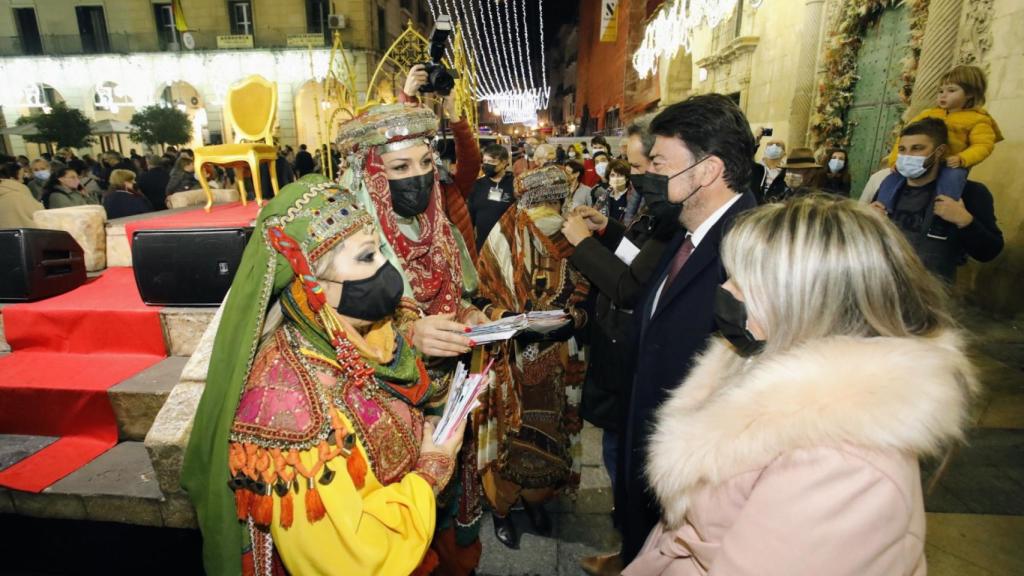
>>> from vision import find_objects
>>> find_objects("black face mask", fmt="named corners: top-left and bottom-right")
top-left (713, 286), bottom-right (766, 357)
top-left (388, 172), bottom-right (434, 218)
top-left (336, 261), bottom-right (405, 322)
top-left (482, 163), bottom-right (500, 178)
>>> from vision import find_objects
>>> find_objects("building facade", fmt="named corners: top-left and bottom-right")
top-left (637, 0), bottom-right (1023, 314)
top-left (0, 0), bottom-right (433, 156)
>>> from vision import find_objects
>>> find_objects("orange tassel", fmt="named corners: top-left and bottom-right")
top-left (251, 493), bottom-right (274, 527)
top-left (347, 447), bottom-right (368, 489)
top-left (305, 484), bottom-right (327, 523)
top-left (234, 488), bottom-right (251, 522)
top-left (279, 491), bottom-right (294, 529)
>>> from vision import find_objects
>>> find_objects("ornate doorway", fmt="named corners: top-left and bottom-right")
top-left (845, 3), bottom-right (910, 196)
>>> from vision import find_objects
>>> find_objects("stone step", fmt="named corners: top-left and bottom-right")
top-left (109, 357), bottom-right (189, 442)
top-left (1, 442), bottom-right (196, 529)
top-left (0, 304), bottom-right (215, 358)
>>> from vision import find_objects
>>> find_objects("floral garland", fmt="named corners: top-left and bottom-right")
top-left (810, 0), bottom-right (930, 149)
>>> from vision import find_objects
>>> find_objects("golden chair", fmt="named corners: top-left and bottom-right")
top-left (194, 75), bottom-right (281, 211)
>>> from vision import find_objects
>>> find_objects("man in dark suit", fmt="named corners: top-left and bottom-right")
top-left (581, 94), bottom-right (758, 575)
top-left (294, 144), bottom-right (316, 177)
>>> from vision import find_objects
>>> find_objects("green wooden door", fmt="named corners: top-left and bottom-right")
top-left (846, 4), bottom-right (910, 197)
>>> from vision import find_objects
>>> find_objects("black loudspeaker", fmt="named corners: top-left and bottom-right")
top-left (132, 227), bottom-right (253, 306)
top-left (0, 228), bottom-right (87, 302)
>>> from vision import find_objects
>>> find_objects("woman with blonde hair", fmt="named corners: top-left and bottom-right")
top-left (103, 168), bottom-right (153, 219)
top-left (625, 194), bottom-right (978, 576)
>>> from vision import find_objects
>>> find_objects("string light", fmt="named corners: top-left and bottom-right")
top-left (633, 0), bottom-right (753, 80)
top-left (427, 0), bottom-right (548, 124)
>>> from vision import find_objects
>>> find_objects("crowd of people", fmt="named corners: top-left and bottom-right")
top-left (0, 138), bottom-right (324, 228)
top-left (1, 59), bottom-right (1006, 576)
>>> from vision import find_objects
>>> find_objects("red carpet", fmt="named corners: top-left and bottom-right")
top-left (0, 268), bottom-right (166, 492)
top-left (124, 201), bottom-right (260, 247)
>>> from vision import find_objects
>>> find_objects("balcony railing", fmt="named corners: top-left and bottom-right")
top-left (0, 28), bottom-right (344, 58)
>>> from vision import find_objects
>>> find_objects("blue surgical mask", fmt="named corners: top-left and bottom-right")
top-left (895, 154), bottom-right (930, 179)
top-left (828, 159), bottom-right (845, 173)
top-left (764, 145), bottom-right (783, 160)
top-left (33, 169), bottom-right (50, 181)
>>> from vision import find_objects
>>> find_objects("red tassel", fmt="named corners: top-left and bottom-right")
top-left (251, 493), bottom-right (274, 527)
top-left (279, 491), bottom-right (294, 530)
top-left (234, 489), bottom-right (251, 522)
top-left (305, 485), bottom-right (327, 523)
top-left (347, 447), bottom-right (367, 489)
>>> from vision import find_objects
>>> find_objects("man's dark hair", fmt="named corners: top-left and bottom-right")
top-left (609, 159), bottom-right (631, 178)
top-left (593, 150), bottom-right (610, 162)
top-left (564, 159), bottom-right (585, 177)
top-left (900, 117), bottom-right (949, 148)
top-left (67, 159), bottom-right (88, 174)
top-left (0, 162), bottom-right (22, 179)
top-left (299, 144), bottom-right (307, 151)
top-left (591, 135), bottom-right (610, 150)
top-left (483, 144), bottom-right (509, 162)
top-left (649, 93), bottom-right (755, 193)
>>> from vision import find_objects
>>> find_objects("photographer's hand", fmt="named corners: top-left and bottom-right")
top-left (404, 64), bottom-right (429, 98)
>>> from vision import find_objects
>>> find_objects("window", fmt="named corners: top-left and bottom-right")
top-left (76, 6), bottom-right (111, 53)
top-left (377, 7), bottom-right (388, 50)
top-left (154, 4), bottom-right (178, 50)
top-left (229, 1), bottom-right (253, 36)
top-left (306, 0), bottom-right (331, 44)
top-left (14, 8), bottom-right (43, 55)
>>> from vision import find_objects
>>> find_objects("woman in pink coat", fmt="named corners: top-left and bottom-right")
top-left (625, 195), bottom-right (978, 576)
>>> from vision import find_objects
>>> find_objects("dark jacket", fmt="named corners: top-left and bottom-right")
top-left (618, 192), bottom-right (757, 562)
top-left (570, 213), bottom-right (670, 430)
top-left (136, 166), bottom-right (170, 210)
top-left (103, 189), bottom-right (154, 220)
top-left (294, 150), bottom-right (315, 176)
top-left (166, 168), bottom-right (199, 195)
top-left (887, 177), bottom-right (1003, 282)
top-left (749, 162), bottom-right (786, 204)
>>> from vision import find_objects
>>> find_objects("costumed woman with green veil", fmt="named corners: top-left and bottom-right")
top-left (180, 174), bottom-right (467, 576)
top-left (336, 103), bottom-right (488, 576)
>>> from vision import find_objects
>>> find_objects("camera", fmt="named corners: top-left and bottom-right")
top-left (418, 15), bottom-right (457, 96)
top-left (762, 127), bottom-right (774, 137)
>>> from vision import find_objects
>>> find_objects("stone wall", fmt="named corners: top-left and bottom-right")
top-left (953, 0), bottom-right (1024, 316)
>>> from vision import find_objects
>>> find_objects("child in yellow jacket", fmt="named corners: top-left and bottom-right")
top-left (888, 65), bottom-right (1003, 238)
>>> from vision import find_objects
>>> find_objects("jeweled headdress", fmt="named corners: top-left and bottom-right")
top-left (515, 165), bottom-right (571, 209)
top-left (335, 103), bottom-right (439, 156)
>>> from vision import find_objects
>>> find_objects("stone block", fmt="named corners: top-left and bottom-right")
top-left (160, 308), bottom-right (217, 357)
top-left (83, 494), bottom-right (164, 527)
top-left (105, 224), bottom-right (131, 268)
top-left (165, 188), bottom-right (240, 209)
top-left (12, 490), bottom-right (87, 520)
top-left (33, 205), bottom-right (107, 272)
top-left (0, 310), bottom-right (9, 353)
top-left (161, 493), bottom-right (198, 529)
top-left (47, 442), bottom-right (164, 526)
top-left (109, 357), bottom-right (188, 441)
top-left (180, 303), bottom-right (225, 384)
top-left (0, 488), bottom-right (14, 514)
top-left (146, 382), bottom-right (205, 495)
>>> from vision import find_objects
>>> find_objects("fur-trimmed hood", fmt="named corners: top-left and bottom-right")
top-left (647, 332), bottom-right (978, 529)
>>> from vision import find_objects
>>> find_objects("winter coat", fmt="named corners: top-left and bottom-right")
top-left (624, 332), bottom-right (977, 576)
top-left (889, 107), bottom-right (1004, 168)
top-left (45, 185), bottom-right (100, 209)
top-left (0, 178), bottom-right (44, 228)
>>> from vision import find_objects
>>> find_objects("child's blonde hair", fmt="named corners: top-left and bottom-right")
top-left (940, 65), bottom-right (987, 108)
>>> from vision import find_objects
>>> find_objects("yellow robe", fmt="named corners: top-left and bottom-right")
top-left (270, 408), bottom-right (436, 576)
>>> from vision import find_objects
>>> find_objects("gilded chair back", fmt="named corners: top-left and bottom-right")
top-left (225, 75), bottom-right (277, 145)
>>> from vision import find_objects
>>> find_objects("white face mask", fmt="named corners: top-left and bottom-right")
top-left (895, 154), bottom-right (931, 179)
top-left (764, 145), bottom-right (784, 160)
top-left (828, 158), bottom-right (845, 173)
top-left (33, 169), bottom-right (50, 181)
top-left (595, 162), bottom-right (609, 178)
top-left (568, 151), bottom-right (577, 158)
